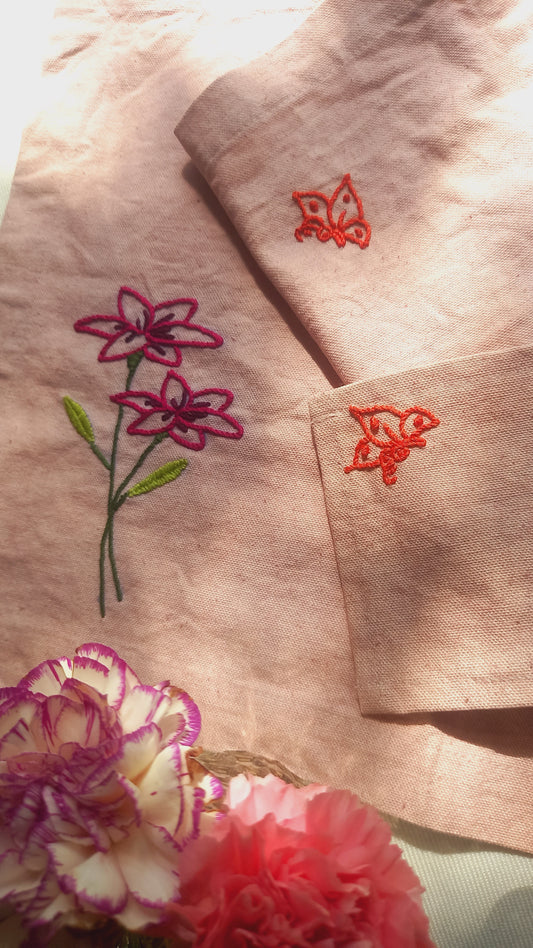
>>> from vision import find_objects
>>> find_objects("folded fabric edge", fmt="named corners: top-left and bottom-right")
top-left (308, 342), bottom-right (533, 421)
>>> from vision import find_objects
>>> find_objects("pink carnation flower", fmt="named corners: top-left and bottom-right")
top-left (0, 644), bottom-right (222, 945)
top-left (169, 774), bottom-right (436, 948)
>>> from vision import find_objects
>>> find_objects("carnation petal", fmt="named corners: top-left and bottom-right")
top-left (0, 698), bottom-right (39, 742)
top-left (56, 846), bottom-right (128, 913)
top-left (29, 888), bottom-right (78, 926)
top-left (19, 660), bottom-right (72, 698)
top-left (137, 745), bottom-right (185, 834)
top-left (36, 695), bottom-right (103, 752)
top-left (0, 686), bottom-right (22, 709)
top-left (0, 718), bottom-right (37, 758)
top-left (0, 850), bottom-right (40, 900)
top-left (157, 688), bottom-right (201, 746)
top-left (70, 657), bottom-right (110, 699)
top-left (198, 772), bottom-right (225, 806)
top-left (116, 723), bottom-right (161, 781)
top-left (119, 686), bottom-right (168, 734)
top-left (76, 644), bottom-right (140, 710)
top-left (0, 644), bottom-right (209, 939)
top-left (116, 896), bottom-right (167, 931)
top-left (114, 829), bottom-right (180, 907)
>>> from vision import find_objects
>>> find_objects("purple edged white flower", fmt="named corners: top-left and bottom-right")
top-left (0, 644), bottom-right (222, 945)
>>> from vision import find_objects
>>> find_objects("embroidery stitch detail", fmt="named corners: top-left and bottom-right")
top-left (344, 404), bottom-right (440, 485)
top-left (74, 285), bottom-right (223, 367)
top-left (292, 173), bottom-right (371, 248)
top-left (110, 371), bottom-right (243, 451)
top-left (64, 286), bottom-right (243, 617)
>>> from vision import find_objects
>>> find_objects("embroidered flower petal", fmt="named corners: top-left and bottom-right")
top-left (167, 426), bottom-right (206, 450)
top-left (160, 371), bottom-right (191, 407)
top-left (190, 388), bottom-right (235, 413)
top-left (109, 390), bottom-right (165, 414)
top-left (73, 315), bottom-right (127, 342)
top-left (98, 333), bottom-right (148, 362)
top-left (194, 409), bottom-right (244, 439)
top-left (141, 344), bottom-right (184, 367)
top-left (117, 287), bottom-right (154, 326)
top-left (127, 413), bottom-right (178, 437)
top-left (152, 299), bottom-right (223, 350)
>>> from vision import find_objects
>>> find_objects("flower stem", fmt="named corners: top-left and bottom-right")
top-left (99, 352), bottom-right (143, 617)
top-left (90, 442), bottom-right (111, 470)
top-left (113, 433), bottom-right (166, 503)
top-left (99, 516), bottom-right (112, 618)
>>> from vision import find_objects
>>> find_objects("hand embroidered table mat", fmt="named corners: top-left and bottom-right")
top-left (0, 11), bottom-right (532, 948)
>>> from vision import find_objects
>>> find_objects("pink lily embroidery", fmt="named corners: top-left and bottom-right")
top-left (64, 286), bottom-right (243, 618)
top-left (110, 371), bottom-right (243, 451)
top-left (344, 404), bottom-right (440, 485)
top-left (74, 286), bottom-right (223, 366)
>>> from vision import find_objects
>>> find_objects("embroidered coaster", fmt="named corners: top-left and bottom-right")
top-left (310, 346), bottom-right (533, 716)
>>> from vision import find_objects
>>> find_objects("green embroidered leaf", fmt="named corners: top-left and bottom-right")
top-left (63, 396), bottom-right (94, 444)
top-left (127, 459), bottom-right (188, 497)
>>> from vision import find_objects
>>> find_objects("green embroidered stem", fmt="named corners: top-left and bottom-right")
top-left (99, 515), bottom-right (113, 618)
top-left (99, 351), bottom-right (143, 617)
top-left (90, 441), bottom-right (111, 469)
top-left (98, 493), bottom-right (131, 617)
top-left (107, 512), bottom-right (123, 605)
top-left (113, 433), bottom-right (167, 503)
top-left (99, 435), bottom-right (165, 617)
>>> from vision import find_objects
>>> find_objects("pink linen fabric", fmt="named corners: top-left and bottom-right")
top-left (0, 0), bottom-right (532, 869)
top-left (176, 0), bottom-right (533, 713)
top-left (310, 346), bottom-right (533, 714)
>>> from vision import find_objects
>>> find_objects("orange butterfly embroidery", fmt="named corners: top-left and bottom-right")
top-left (344, 404), bottom-right (440, 485)
top-left (292, 173), bottom-right (371, 248)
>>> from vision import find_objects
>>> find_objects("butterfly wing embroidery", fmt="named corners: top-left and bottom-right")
top-left (292, 191), bottom-right (332, 242)
top-left (328, 174), bottom-right (371, 248)
top-left (344, 405), bottom-right (440, 485)
top-left (292, 173), bottom-right (371, 248)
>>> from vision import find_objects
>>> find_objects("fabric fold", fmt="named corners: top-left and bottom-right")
top-left (310, 345), bottom-right (533, 714)
top-left (176, 0), bottom-right (533, 714)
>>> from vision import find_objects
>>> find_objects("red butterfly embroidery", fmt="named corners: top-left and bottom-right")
top-left (292, 173), bottom-right (371, 248)
top-left (344, 404), bottom-right (440, 485)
